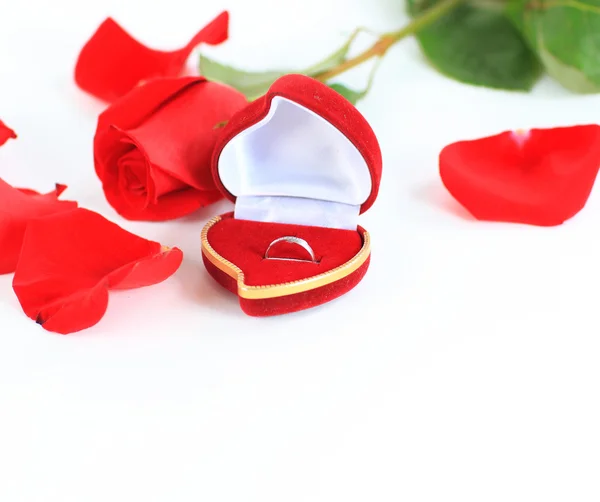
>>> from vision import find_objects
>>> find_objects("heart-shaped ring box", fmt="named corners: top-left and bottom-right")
top-left (201, 74), bottom-right (382, 316)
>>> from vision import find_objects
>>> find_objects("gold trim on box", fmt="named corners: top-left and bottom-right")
top-left (201, 215), bottom-right (371, 300)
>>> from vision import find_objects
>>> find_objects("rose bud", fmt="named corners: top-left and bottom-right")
top-left (93, 76), bottom-right (247, 221)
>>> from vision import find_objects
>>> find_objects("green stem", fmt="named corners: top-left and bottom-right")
top-left (314, 0), bottom-right (465, 82)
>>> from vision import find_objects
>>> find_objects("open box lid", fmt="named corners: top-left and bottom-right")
top-left (211, 74), bottom-right (382, 227)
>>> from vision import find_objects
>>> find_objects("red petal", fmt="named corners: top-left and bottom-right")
top-left (17, 183), bottom-right (68, 197)
top-left (439, 125), bottom-right (600, 226)
top-left (102, 184), bottom-right (223, 221)
top-left (74, 11), bottom-right (229, 102)
top-left (12, 208), bottom-right (183, 334)
top-left (125, 80), bottom-right (247, 191)
top-left (55, 183), bottom-right (68, 197)
top-left (93, 77), bottom-right (246, 221)
top-left (0, 179), bottom-right (77, 274)
top-left (0, 120), bottom-right (17, 146)
top-left (95, 77), bottom-right (204, 135)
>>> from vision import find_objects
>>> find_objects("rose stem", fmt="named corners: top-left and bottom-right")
top-left (313, 0), bottom-right (465, 83)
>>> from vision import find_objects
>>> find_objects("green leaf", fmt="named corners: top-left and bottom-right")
top-left (506, 0), bottom-right (600, 93)
top-left (407, 1), bottom-right (541, 91)
top-left (199, 29), bottom-right (361, 100)
top-left (197, 57), bottom-right (285, 101)
top-left (305, 28), bottom-right (360, 74)
top-left (327, 57), bottom-right (381, 105)
top-left (328, 83), bottom-right (366, 105)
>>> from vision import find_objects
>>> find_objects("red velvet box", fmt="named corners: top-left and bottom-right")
top-left (201, 74), bottom-right (382, 316)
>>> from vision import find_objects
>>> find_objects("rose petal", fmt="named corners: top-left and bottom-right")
top-left (117, 147), bottom-right (151, 210)
top-left (439, 124), bottom-right (600, 226)
top-left (149, 164), bottom-right (188, 200)
top-left (0, 179), bottom-right (77, 274)
top-left (96, 77), bottom-right (206, 137)
top-left (74, 11), bottom-right (229, 102)
top-left (93, 77), bottom-right (246, 221)
top-left (93, 78), bottom-right (206, 189)
top-left (125, 80), bottom-right (247, 191)
top-left (12, 208), bottom-right (183, 334)
top-left (103, 182), bottom-right (223, 221)
top-left (0, 120), bottom-right (17, 147)
top-left (17, 183), bottom-right (68, 197)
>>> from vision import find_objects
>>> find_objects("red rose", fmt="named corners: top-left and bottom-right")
top-left (94, 76), bottom-right (247, 221)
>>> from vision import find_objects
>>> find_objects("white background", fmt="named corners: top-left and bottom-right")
top-left (2, 1), bottom-right (600, 500)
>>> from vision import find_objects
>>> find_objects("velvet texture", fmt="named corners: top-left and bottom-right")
top-left (94, 76), bottom-right (247, 221)
top-left (211, 74), bottom-right (382, 214)
top-left (240, 257), bottom-right (370, 316)
top-left (204, 75), bottom-right (380, 316)
top-left (75, 11), bottom-right (229, 102)
top-left (440, 125), bottom-right (600, 226)
top-left (206, 213), bottom-right (363, 286)
top-left (204, 214), bottom-right (370, 316)
top-left (203, 252), bottom-right (370, 317)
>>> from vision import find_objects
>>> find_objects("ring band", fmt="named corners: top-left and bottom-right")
top-left (265, 236), bottom-right (317, 263)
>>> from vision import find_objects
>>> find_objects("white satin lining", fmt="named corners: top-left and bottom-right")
top-left (234, 196), bottom-right (360, 230)
top-left (218, 96), bottom-right (371, 229)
